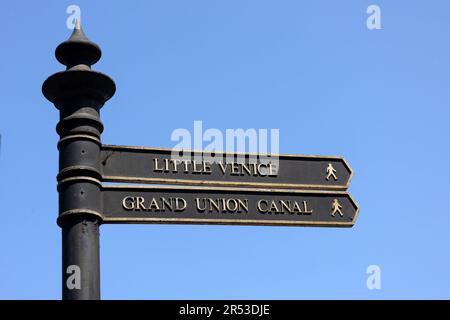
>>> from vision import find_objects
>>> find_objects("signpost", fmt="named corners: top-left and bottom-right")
top-left (42, 22), bottom-right (359, 300)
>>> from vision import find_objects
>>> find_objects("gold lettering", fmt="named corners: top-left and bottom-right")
top-left (136, 197), bottom-right (146, 211)
top-left (230, 163), bottom-right (240, 175)
top-left (203, 162), bottom-right (212, 174)
top-left (257, 163), bottom-right (268, 177)
top-left (153, 158), bottom-right (164, 172)
top-left (218, 162), bottom-right (227, 174)
top-left (292, 201), bottom-right (302, 214)
top-left (182, 160), bottom-right (190, 173)
top-left (161, 197), bottom-right (173, 211)
top-left (195, 198), bottom-right (249, 213)
top-left (268, 200), bottom-right (280, 214)
top-left (163, 158), bottom-right (169, 171)
top-left (226, 199), bottom-right (238, 212)
top-left (241, 163), bottom-right (252, 176)
top-left (122, 196), bottom-right (135, 210)
top-left (237, 199), bottom-right (249, 212)
top-left (208, 198), bottom-right (221, 212)
top-left (268, 163), bottom-right (278, 176)
top-left (192, 161), bottom-right (203, 174)
top-left (250, 163), bottom-right (258, 175)
top-left (175, 198), bottom-right (187, 211)
top-left (257, 200), bottom-right (268, 213)
top-left (170, 159), bottom-right (180, 172)
top-left (148, 198), bottom-right (160, 211)
top-left (280, 200), bottom-right (292, 214)
top-left (195, 198), bottom-right (206, 211)
top-left (302, 201), bottom-right (313, 214)
top-left (221, 198), bottom-right (227, 210)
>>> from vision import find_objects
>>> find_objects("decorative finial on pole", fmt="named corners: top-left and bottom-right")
top-left (43, 22), bottom-right (114, 106)
top-left (75, 18), bottom-right (81, 30)
top-left (54, 20), bottom-right (102, 69)
top-left (42, 23), bottom-right (115, 300)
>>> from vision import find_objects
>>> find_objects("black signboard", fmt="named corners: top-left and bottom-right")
top-left (101, 145), bottom-right (353, 190)
top-left (101, 185), bottom-right (359, 227)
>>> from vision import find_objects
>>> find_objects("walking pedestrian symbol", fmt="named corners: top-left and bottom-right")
top-left (331, 199), bottom-right (344, 217)
top-left (326, 163), bottom-right (338, 181)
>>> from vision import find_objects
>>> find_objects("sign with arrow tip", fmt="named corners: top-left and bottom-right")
top-left (101, 145), bottom-right (353, 190)
top-left (101, 185), bottom-right (359, 227)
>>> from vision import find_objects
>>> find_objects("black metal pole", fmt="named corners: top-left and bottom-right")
top-left (42, 22), bottom-right (115, 300)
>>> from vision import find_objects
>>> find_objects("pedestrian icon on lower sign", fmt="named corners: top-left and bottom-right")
top-left (331, 199), bottom-right (343, 217)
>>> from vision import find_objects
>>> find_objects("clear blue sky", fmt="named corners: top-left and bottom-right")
top-left (1, 0), bottom-right (450, 299)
